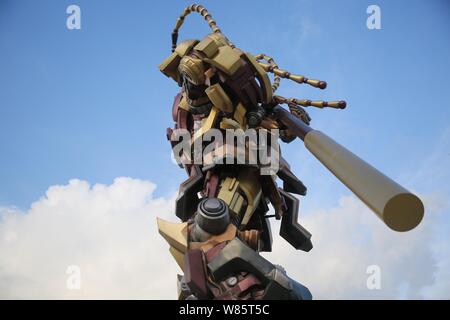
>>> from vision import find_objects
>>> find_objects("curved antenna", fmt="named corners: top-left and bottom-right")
top-left (254, 53), bottom-right (281, 93)
top-left (172, 4), bottom-right (229, 52)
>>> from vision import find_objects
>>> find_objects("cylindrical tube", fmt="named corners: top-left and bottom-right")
top-left (304, 130), bottom-right (424, 231)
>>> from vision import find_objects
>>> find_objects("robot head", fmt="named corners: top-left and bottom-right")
top-left (178, 55), bottom-right (207, 100)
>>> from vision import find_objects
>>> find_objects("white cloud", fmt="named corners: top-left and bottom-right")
top-left (0, 177), bottom-right (179, 299)
top-left (0, 177), bottom-right (448, 299)
top-left (264, 193), bottom-right (449, 299)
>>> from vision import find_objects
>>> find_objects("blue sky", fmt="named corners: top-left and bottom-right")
top-left (0, 0), bottom-right (448, 209)
top-left (0, 0), bottom-right (449, 299)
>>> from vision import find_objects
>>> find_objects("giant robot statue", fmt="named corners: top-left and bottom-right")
top-left (156, 4), bottom-right (424, 300)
